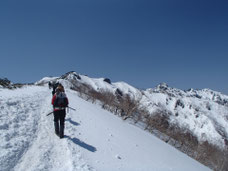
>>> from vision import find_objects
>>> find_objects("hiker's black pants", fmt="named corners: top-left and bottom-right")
top-left (53, 110), bottom-right (66, 126)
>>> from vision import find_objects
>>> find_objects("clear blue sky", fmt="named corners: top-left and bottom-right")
top-left (0, 0), bottom-right (227, 94)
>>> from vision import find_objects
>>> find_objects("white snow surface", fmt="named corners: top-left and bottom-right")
top-left (35, 72), bottom-right (228, 149)
top-left (0, 85), bottom-right (211, 171)
top-left (142, 86), bottom-right (228, 148)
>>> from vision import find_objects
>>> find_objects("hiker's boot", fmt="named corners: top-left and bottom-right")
top-left (54, 122), bottom-right (59, 136)
top-left (59, 124), bottom-right (64, 139)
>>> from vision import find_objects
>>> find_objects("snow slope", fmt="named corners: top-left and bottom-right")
top-left (38, 72), bottom-right (228, 149)
top-left (0, 85), bottom-right (210, 171)
top-left (142, 84), bottom-right (228, 148)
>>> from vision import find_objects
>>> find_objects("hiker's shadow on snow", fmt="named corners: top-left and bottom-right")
top-left (65, 118), bottom-right (80, 126)
top-left (65, 136), bottom-right (97, 152)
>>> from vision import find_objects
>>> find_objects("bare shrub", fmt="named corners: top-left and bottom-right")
top-left (195, 141), bottom-right (228, 171)
top-left (132, 107), bottom-right (149, 124)
top-left (144, 109), bottom-right (169, 132)
top-left (117, 95), bottom-right (141, 120)
top-left (71, 83), bottom-right (94, 100)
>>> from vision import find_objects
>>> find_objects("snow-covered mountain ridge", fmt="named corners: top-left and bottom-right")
top-left (0, 75), bottom-right (211, 171)
top-left (35, 71), bottom-right (228, 170)
top-left (143, 83), bottom-right (228, 148)
top-left (36, 71), bottom-right (228, 149)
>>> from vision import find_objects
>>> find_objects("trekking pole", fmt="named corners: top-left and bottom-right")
top-left (68, 106), bottom-right (76, 111)
top-left (46, 111), bottom-right (54, 116)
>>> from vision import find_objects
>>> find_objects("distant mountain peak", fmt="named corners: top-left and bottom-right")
top-left (60, 71), bottom-right (81, 80)
top-left (0, 78), bottom-right (12, 88)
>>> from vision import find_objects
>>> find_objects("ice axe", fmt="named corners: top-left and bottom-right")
top-left (46, 107), bottom-right (76, 116)
top-left (46, 111), bottom-right (54, 116)
top-left (67, 106), bottom-right (76, 111)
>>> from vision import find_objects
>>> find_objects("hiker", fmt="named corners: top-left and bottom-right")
top-left (48, 81), bottom-right (52, 89)
top-left (51, 84), bottom-right (68, 138)
top-left (52, 82), bottom-right (59, 96)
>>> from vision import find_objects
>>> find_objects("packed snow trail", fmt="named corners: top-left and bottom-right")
top-left (0, 86), bottom-right (48, 171)
top-left (0, 86), bottom-right (92, 171)
top-left (0, 86), bottom-right (211, 171)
